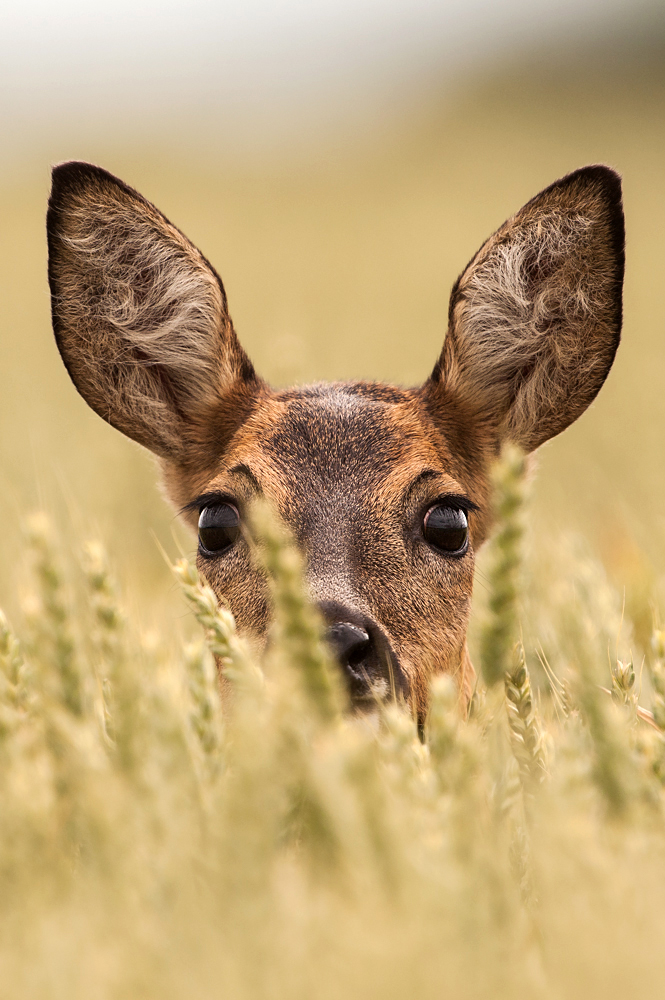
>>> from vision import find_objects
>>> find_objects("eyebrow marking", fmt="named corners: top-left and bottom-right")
top-left (180, 465), bottom-right (263, 516)
top-left (406, 469), bottom-right (480, 512)
top-left (228, 463), bottom-right (262, 493)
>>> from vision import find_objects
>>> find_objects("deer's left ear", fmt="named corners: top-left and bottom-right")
top-left (424, 165), bottom-right (625, 453)
top-left (47, 161), bottom-right (262, 464)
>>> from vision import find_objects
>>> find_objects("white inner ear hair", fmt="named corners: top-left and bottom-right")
top-left (59, 198), bottom-right (229, 412)
top-left (454, 210), bottom-right (616, 397)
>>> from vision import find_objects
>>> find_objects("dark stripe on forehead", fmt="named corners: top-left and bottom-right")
top-left (264, 390), bottom-right (410, 477)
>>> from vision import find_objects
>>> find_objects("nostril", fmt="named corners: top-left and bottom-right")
top-left (326, 623), bottom-right (372, 673)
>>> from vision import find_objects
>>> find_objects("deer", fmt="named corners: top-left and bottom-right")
top-left (47, 162), bottom-right (624, 719)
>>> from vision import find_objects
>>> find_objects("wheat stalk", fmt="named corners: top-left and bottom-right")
top-left (479, 444), bottom-right (527, 688)
top-left (249, 500), bottom-right (343, 722)
top-left (504, 644), bottom-right (547, 788)
top-left (24, 512), bottom-right (82, 716)
top-left (174, 558), bottom-right (261, 695)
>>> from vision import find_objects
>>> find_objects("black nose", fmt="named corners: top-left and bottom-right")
top-left (326, 622), bottom-right (372, 676)
top-left (319, 602), bottom-right (402, 704)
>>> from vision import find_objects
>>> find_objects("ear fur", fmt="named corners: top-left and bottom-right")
top-left (426, 165), bottom-right (625, 453)
top-left (47, 161), bottom-right (259, 461)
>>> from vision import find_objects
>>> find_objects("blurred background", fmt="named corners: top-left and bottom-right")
top-left (1, 0), bottom-right (664, 625)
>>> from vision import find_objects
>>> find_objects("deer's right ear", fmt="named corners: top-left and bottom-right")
top-left (47, 161), bottom-right (261, 462)
top-left (424, 165), bottom-right (625, 454)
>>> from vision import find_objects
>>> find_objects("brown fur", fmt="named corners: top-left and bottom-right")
top-left (47, 162), bottom-right (625, 717)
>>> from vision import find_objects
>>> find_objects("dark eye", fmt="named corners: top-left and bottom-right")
top-left (423, 505), bottom-right (469, 554)
top-left (198, 503), bottom-right (240, 555)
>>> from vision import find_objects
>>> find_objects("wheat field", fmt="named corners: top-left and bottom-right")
top-left (1, 449), bottom-right (665, 998)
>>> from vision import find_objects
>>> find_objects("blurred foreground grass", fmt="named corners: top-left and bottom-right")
top-left (1, 44), bottom-right (664, 626)
top-left (2, 449), bottom-right (665, 998)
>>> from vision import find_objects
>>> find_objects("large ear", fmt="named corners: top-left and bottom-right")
top-left (47, 161), bottom-right (260, 461)
top-left (425, 166), bottom-right (625, 453)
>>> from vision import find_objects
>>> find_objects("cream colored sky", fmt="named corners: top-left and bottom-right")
top-left (1, 0), bottom-right (661, 157)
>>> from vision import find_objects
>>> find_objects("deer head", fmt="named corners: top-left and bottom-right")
top-left (47, 162), bottom-right (624, 715)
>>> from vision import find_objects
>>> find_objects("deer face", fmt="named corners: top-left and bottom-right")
top-left (47, 162), bottom-right (624, 714)
top-left (169, 383), bottom-right (489, 712)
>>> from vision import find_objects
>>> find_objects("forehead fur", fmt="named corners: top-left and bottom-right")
top-left (265, 383), bottom-right (440, 480)
top-left (166, 379), bottom-right (493, 537)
